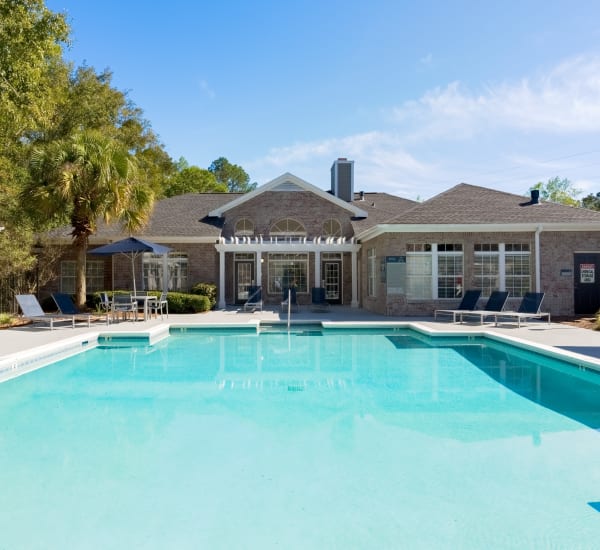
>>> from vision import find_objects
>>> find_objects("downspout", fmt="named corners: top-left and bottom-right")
top-left (535, 225), bottom-right (542, 292)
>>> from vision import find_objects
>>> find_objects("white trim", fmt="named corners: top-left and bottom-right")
top-left (357, 222), bottom-right (600, 242)
top-left (208, 172), bottom-right (368, 218)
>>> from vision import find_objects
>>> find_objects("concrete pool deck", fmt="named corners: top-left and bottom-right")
top-left (2, 306), bottom-right (600, 371)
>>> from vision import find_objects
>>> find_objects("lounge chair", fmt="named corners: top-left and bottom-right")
top-left (310, 287), bottom-right (330, 312)
top-left (459, 290), bottom-right (509, 324)
top-left (15, 294), bottom-right (77, 329)
top-left (281, 287), bottom-right (298, 312)
top-left (243, 286), bottom-right (262, 312)
top-left (150, 292), bottom-right (169, 319)
top-left (51, 293), bottom-right (93, 327)
top-left (434, 289), bottom-right (481, 322)
top-left (494, 292), bottom-right (551, 328)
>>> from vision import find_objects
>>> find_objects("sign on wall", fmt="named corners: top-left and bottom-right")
top-left (386, 256), bottom-right (406, 295)
top-left (580, 263), bottom-right (595, 283)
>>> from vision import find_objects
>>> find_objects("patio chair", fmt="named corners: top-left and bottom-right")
top-left (281, 287), bottom-right (298, 312)
top-left (111, 294), bottom-right (138, 322)
top-left (149, 292), bottom-right (169, 319)
top-left (310, 287), bottom-right (330, 312)
top-left (434, 289), bottom-right (481, 322)
top-left (243, 286), bottom-right (262, 312)
top-left (15, 294), bottom-right (77, 330)
top-left (51, 293), bottom-right (93, 327)
top-left (494, 292), bottom-right (551, 328)
top-left (459, 290), bottom-right (509, 324)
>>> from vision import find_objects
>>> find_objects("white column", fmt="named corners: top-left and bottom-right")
top-left (314, 250), bottom-right (321, 287)
top-left (351, 250), bottom-right (359, 307)
top-left (218, 250), bottom-right (226, 309)
top-left (162, 254), bottom-right (169, 294)
top-left (256, 251), bottom-right (262, 287)
top-left (535, 226), bottom-right (542, 292)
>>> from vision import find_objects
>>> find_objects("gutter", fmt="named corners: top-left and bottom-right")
top-left (535, 225), bottom-right (542, 292)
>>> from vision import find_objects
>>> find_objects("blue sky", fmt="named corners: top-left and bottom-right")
top-left (47, 0), bottom-right (600, 199)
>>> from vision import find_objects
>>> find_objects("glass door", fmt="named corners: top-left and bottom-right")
top-left (323, 261), bottom-right (341, 304)
top-left (235, 261), bottom-right (255, 304)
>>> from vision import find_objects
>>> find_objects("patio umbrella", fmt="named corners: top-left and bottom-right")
top-left (90, 237), bottom-right (172, 295)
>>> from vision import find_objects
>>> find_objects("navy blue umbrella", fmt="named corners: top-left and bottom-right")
top-left (90, 237), bottom-right (172, 295)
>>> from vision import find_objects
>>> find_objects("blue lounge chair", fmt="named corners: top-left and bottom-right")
top-left (52, 293), bottom-right (93, 327)
top-left (16, 294), bottom-right (77, 329)
top-left (310, 287), bottom-right (330, 312)
top-left (494, 292), bottom-right (550, 328)
top-left (434, 289), bottom-right (481, 322)
top-left (459, 291), bottom-right (509, 324)
top-left (243, 286), bottom-right (262, 312)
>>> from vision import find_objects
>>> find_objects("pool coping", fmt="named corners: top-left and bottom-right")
top-left (2, 319), bottom-right (600, 383)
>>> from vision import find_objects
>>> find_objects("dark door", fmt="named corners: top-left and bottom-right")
top-left (322, 261), bottom-right (342, 304)
top-left (235, 261), bottom-right (254, 304)
top-left (574, 253), bottom-right (600, 314)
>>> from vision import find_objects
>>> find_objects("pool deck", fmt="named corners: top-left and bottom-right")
top-left (2, 306), bottom-right (600, 370)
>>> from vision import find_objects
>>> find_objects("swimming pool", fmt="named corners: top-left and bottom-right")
top-left (1, 326), bottom-right (600, 548)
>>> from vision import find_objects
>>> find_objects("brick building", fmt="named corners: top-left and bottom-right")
top-left (45, 159), bottom-right (600, 317)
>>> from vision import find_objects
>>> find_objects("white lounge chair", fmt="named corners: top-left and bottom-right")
top-left (494, 292), bottom-right (551, 328)
top-left (15, 294), bottom-right (77, 329)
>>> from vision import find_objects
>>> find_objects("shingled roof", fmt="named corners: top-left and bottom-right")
top-left (383, 183), bottom-right (600, 226)
top-left (350, 192), bottom-right (418, 233)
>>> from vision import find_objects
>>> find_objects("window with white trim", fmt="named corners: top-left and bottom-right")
top-left (367, 248), bottom-right (377, 297)
top-left (322, 219), bottom-right (342, 237)
top-left (270, 218), bottom-right (306, 237)
top-left (406, 243), bottom-right (463, 299)
top-left (143, 252), bottom-right (188, 291)
top-left (505, 244), bottom-right (531, 297)
top-left (268, 253), bottom-right (308, 294)
top-left (474, 243), bottom-right (530, 297)
top-left (60, 260), bottom-right (104, 294)
top-left (234, 218), bottom-right (254, 236)
top-left (474, 244), bottom-right (500, 297)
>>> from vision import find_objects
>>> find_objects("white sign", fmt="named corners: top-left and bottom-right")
top-left (580, 263), bottom-right (595, 283)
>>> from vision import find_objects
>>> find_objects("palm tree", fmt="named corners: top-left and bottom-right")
top-left (27, 130), bottom-right (154, 308)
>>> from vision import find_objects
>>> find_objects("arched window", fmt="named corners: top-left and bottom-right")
top-left (235, 218), bottom-right (254, 236)
top-left (322, 219), bottom-right (342, 237)
top-left (270, 218), bottom-right (306, 237)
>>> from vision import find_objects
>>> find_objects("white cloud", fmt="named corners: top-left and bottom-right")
top-left (392, 55), bottom-right (600, 139)
top-left (249, 55), bottom-right (600, 198)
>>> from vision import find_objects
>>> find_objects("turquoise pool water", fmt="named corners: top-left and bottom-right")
top-left (2, 327), bottom-right (600, 548)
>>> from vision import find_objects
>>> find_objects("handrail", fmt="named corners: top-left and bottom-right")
top-left (287, 288), bottom-right (291, 329)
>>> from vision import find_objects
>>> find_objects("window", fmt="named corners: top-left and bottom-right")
top-left (367, 248), bottom-right (377, 297)
top-left (474, 244), bottom-right (500, 297)
top-left (270, 218), bottom-right (306, 237)
top-left (234, 218), bottom-right (254, 236)
top-left (143, 253), bottom-right (188, 291)
top-left (268, 253), bottom-right (308, 293)
top-left (505, 244), bottom-right (530, 297)
top-left (322, 219), bottom-right (342, 237)
top-left (406, 244), bottom-right (433, 299)
top-left (406, 243), bottom-right (463, 299)
top-left (474, 243), bottom-right (530, 297)
top-left (60, 260), bottom-right (104, 294)
top-left (437, 244), bottom-right (463, 298)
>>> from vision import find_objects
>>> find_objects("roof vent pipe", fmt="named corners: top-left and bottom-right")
top-left (530, 189), bottom-right (540, 204)
top-left (359, 190), bottom-right (364, 201)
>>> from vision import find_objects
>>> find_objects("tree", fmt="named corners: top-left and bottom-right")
top-left (581, 192), bottom-right (600, 211)
top-left (25, 130), bottom-right (154, 308)
top-left (531, 177), bottom-right (581, 207)
top-left (163, 158), bottom-right (227, 197)
top-left (209, 157), bottom-right (257, 193)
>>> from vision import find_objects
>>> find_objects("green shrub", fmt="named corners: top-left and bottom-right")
top-left (90, 291), bottom-right (212, 314)
top-left (190, 282), bottom-right (217, 309)
top-left (167, 292), bottom-right (211, 313)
